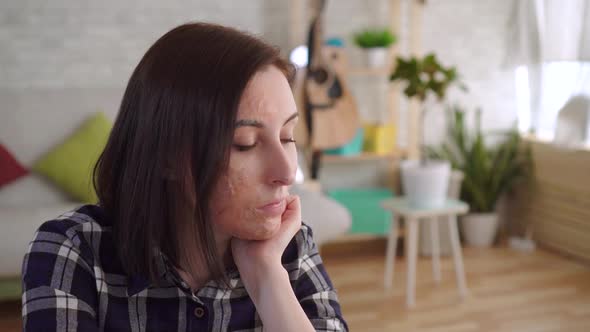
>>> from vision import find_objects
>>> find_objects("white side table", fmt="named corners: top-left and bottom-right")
top-left (380, 197), bottom-right (469, 308)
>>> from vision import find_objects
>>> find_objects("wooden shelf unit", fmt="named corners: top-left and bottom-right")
top-left (288, 0), bottom-right (425, 163)
top-left (289, 2), bottom-right (424, 241)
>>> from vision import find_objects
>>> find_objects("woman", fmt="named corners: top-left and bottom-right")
top-left (21, 23), bottom-right (347, 331)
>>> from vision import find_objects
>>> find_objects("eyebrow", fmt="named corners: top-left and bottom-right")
top-left (235, 111), bottom-right (299, 128)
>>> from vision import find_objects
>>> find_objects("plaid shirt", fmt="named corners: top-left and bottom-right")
top-left (21, 204), bottom-right (348, 331)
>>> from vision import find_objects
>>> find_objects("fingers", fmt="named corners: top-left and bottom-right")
top-left (284, 195), bottom-right (300, 214)
top-left (272, 195), bottom-right (300, 244)
top-left (283, 195), bottom-right (301, 226)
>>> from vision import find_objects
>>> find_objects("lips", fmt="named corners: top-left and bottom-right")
top-left (257, 197), bottom-right (286, 216)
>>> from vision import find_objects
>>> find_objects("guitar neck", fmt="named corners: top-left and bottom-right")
top-left (309, 0), bottom-right (326, 67)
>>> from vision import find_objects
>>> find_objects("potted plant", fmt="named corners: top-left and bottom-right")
top-left (353, 28), bottom-right (396, 68)
top-left (428, 105), bottom-right (533, 246)
top-left (389, 53), bottom-right (466, 208)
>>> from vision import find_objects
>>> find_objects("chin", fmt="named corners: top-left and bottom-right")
top-left (239, 216), bottom-right (281, 240)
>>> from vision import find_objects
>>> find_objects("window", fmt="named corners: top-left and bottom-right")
top-left (515, 61), bottom-right (590, 144)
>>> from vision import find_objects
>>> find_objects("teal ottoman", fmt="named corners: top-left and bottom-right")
top-left (327, 188), bottom-right (394, 235)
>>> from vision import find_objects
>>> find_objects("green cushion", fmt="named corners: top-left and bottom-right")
top-left (33, 112), bottom-right (112, 203)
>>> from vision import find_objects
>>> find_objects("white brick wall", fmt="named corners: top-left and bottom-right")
top-left (422, 0), bottom-right (518, 143)
top-left (0, 0), bottom-right (517, 140)
top-left (0, 0), bottom-right (266, 88)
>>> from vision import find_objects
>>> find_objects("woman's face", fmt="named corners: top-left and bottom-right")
top-left (209, 65), bottom-right (299, 241)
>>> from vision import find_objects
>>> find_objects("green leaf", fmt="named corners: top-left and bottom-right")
top-left (353, 28), bottom-right (397, 48)
top-left (427, 105), bottom-right (534, 213)
top-left (389, 53), bottom-right (465, 102)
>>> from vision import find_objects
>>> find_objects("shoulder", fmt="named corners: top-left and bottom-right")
top-left (36, 204), bottom-right (107, 231)
top-left (23, 204), bottom-right (111, 280)
top-left (32, 204), bottom-right (109, 251)
top-left (21, 205), bottom-right (107, 325)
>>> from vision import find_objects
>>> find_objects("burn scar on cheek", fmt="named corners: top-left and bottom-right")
top-left (225, 164), bottom-right (261, 219)
top-left (225, 176), bottom-right (237, 196)
top-left (226, 162), bottom-right (247, 194)
top-left (216, 173), bottom-right (235, 197)
top-left (231, 171), bottom-right (270, 234)
top-left (224, 157), bottom-right (248, 195)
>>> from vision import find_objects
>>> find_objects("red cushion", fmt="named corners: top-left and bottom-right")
top-left (0, 143), bottom-right (29, 188)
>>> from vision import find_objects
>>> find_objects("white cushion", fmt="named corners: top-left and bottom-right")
top-left (291, 185), bottom-right (352, 246)
top-left (0, 174), bottom-right (75, 206)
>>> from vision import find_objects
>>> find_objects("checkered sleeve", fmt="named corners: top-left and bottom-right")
top-left (21, 218), bottom-right (99, 331)
top-left (291, 223), bottom-right (349, 332)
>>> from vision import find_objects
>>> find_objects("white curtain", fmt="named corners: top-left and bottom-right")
top-left (506, 0), bottom-right (590, 143)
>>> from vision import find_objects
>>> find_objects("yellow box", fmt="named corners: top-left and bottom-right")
top-left (362, 123), bottom-right (396, 155)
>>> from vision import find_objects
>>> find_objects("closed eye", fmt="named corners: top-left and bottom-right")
top-left (281, 138), bottom-right (296, 144)
top-left (234, 143), bottom-right (256, 151)
top-left (234, 138), bottom-right (295, 152)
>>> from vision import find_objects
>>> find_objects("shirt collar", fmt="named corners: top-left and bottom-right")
top-left (126, 249), bottom-right (242, 296)
top-left (126, 249), bottom-right (171, 296)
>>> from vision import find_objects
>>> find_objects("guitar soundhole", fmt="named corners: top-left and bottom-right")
top-left (328, 78), bottom-right (343, 98)
top-left (311, 68), bottom-right (328, 84)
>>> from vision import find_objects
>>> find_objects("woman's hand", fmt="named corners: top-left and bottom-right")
top-left (230, 195), bottom-right (316, 332)
top-left (231, 195), bottom-right (301, 298)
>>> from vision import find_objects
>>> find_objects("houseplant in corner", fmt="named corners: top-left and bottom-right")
top-left (353, 28), bottom-right (396, 68)
top-left (428, 105), bottom-right (533, 246)
top-left (389, 53), bottom-right (466, 208)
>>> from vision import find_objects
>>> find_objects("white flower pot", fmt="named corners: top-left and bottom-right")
top-left (461, 213), bottom-right (499, 247)
top-left (401, 160), bottom-right (450, 208)
top-left (365, 47), bottom-right (389, 68)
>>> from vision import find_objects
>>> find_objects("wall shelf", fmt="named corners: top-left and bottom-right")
top-left (322, 150), bottom-right (406, 163)
top-left (349, 66), bottom-right (390, 77)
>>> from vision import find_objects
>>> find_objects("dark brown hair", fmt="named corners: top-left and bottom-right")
top-left (93, 22), bottom-right (293, 283)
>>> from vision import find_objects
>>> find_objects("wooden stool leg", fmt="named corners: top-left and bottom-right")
top-left (406, 217), bottom-right (419, 308)
top-left (448, 215), bottom-right (468, 297)
top-left (384, 215), bottom-right (399, 291)
top-left (430, 217), bottom-right (441, 283)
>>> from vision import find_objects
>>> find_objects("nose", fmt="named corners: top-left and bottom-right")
top-left (265, 142), bottom-right (296, 187)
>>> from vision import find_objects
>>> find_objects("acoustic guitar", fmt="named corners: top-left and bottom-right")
top-left (292, 0), bottom-right (360, 178)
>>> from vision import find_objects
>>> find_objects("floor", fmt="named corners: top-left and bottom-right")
top-left (0, 300), bottom-right (19, 331)
top-left (322, 245), bottom-right (590, 332)
top-left (2, 245), bottom-right (590, 331)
